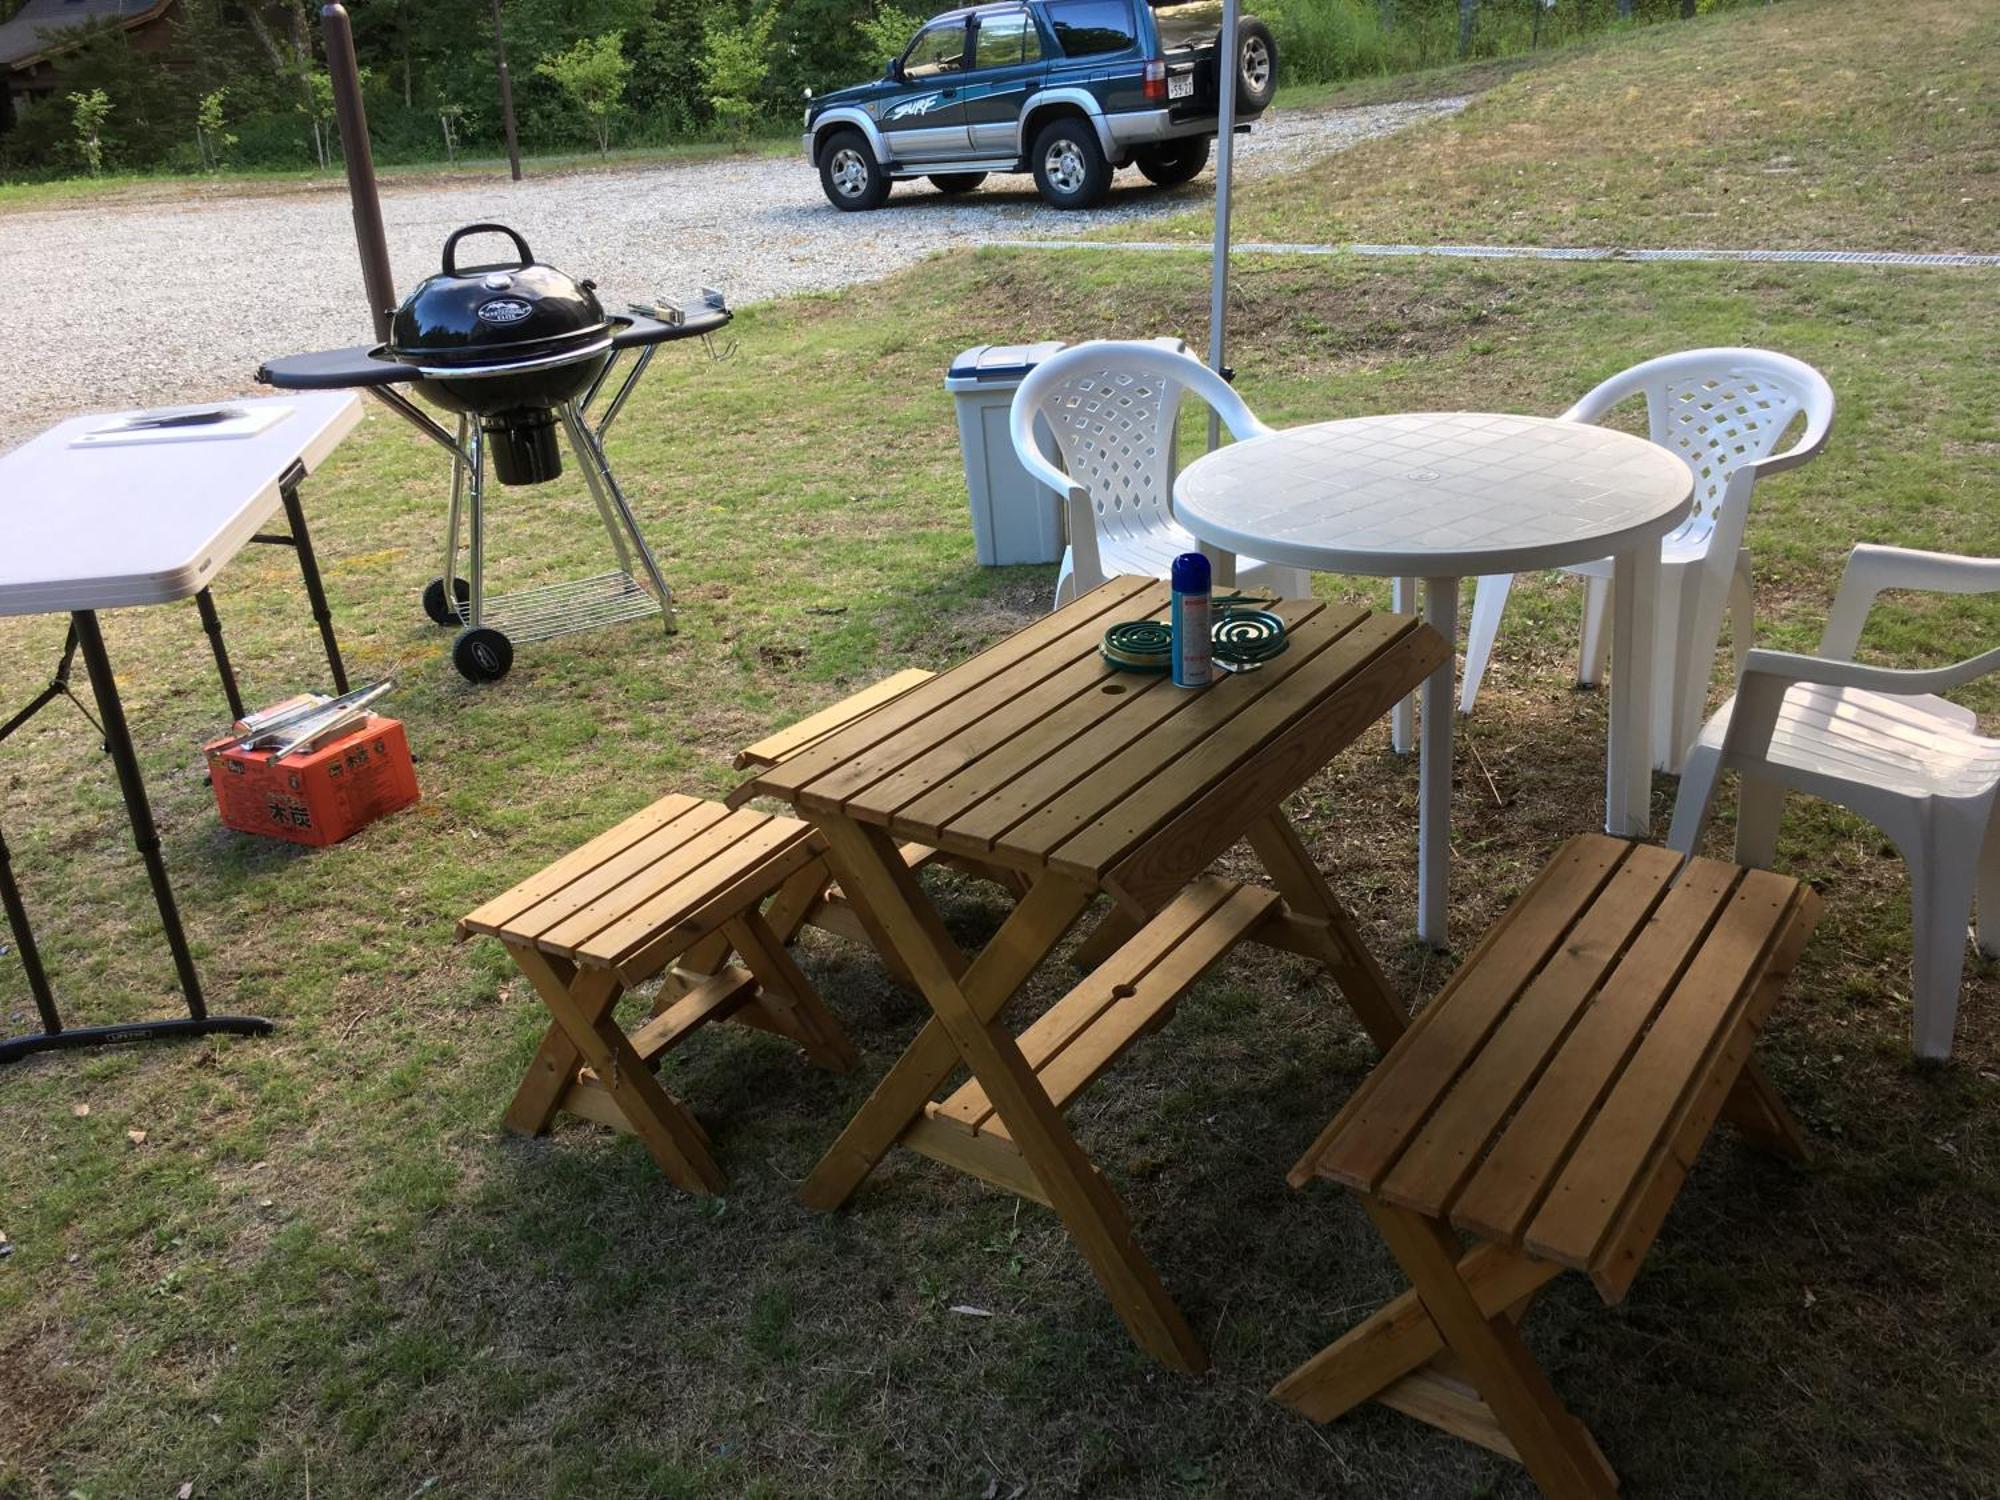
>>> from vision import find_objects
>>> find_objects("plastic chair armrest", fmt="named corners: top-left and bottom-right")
top-left (1820, 545), bottom-right (2000, 659)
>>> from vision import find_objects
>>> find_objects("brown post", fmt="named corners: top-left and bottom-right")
top-left (321, 3), bottom-right (397, 342)
top-left (491, 0), bottom-right (523, 182)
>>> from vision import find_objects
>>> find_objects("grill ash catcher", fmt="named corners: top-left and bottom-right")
top-left (258, 223), bottom-right (731, 683)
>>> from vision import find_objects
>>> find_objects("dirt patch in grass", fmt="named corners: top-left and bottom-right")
top-left (0, 1335), bottom-right (90, 1476)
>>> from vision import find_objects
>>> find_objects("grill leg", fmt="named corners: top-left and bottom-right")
top-left (194, 587), bottom-right (246, 722)
top-left (467, 426), bottom-right (487, 630)
top-left (561, 403), bottom-right (675, 633)
top-left (442, 415), bottom-right (469, 615)
top-left (560, 403), bottom-right (636, 581)
top-left (281, 476), bottom-right (348, 694)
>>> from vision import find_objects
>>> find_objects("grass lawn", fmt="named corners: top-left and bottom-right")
top-left (1106, 0), bottom-right (2000, 253)
top-left (3, 2), bottom-right (1998, 1497)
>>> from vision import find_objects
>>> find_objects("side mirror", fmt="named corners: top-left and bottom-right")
top-left (884, 56), bottom-right (903, 80)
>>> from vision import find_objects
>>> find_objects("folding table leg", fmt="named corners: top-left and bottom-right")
top-left (810, 816), bottom-right (1205, 1372)
top-left (1246, 812), bottom-right (1407, 1050)
top-left (73, 611), bottom-right (206, 1017)
top-left (1364, 1201), bottom-right (1617, 1499)
top-left (798, 870), bottom-right (1087, 1211)
top-left (505, 941), bottom-right (724, 1193)
top-left (193, 587), bottom-right (246, 722)
top-left (280, 473), bottom-right (349, 694)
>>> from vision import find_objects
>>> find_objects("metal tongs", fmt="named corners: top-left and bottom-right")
top-left (225, 680), bottom-right (395, 763)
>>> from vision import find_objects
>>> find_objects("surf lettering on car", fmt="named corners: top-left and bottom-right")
top-left (882, 92), bottom-right (949, 122)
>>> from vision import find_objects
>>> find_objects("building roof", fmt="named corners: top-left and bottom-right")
top-left (0, 0), bottom-right (173, 72)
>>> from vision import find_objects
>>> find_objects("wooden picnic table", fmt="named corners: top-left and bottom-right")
top-left (738, 576), bottom-right (1447, 1369)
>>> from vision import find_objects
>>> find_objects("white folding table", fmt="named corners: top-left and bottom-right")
top-left (0, 392), bottom-right (362, 1063)
top-left (1174, 411), bottom-right (1692, 947)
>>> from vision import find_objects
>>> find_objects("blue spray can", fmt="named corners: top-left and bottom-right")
top-left (1171, 552), bottom-right (1213, 688)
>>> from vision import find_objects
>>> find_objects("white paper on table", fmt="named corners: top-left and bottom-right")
top-left (69, 404), bottom-right (293, 449)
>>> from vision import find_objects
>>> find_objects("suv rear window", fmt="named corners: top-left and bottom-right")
top-left (1044, 0), bottom-right (1137, 57)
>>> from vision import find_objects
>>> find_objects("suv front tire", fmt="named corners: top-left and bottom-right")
top-left (819, 129), bottom-right (891, 211)
top-left (1030, 116), bottom-right (1111, 210)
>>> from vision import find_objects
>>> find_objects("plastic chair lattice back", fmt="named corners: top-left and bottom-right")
top-left (1648, 369), bottom-right (1809, 544)
top-left (1040, 366), bottom-right (1183, 548)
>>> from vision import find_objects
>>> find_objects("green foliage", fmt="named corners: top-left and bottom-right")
top-left (700, 7), bottom-right (778, 141)
top-left (858, 2), bottom-right (924, 65)
top-left (67, 87), bottom-right (110, 176)
top-left (535, 30), bottom-right (633, 155)
top-left (194, 88), bottom-right (237, 172)
top-left (0, 0), bottom-right (1796, 179)
top-left (1262, 0), bottom-right (1391, 83)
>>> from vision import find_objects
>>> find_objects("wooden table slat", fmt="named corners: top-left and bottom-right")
top-left (895, 596), bottom-right (1331, 844)
top-left (749, 575), bottom-right (1158, 802)
top-left (955, 602), bottom-right (1366, 861)
top-left (1042, 609), bottom-right (1408, 879)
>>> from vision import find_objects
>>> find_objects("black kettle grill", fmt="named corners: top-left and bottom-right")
top-left (258, 224), bottom-right (730, 683)
top-left (386, 224), bottom-right (613, 485)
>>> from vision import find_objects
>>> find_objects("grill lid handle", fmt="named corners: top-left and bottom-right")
top-left (442, 223), bottom-right (534, 277)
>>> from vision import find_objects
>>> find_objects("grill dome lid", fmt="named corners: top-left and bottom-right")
top-left (387, 223), bottom-right (611, 373)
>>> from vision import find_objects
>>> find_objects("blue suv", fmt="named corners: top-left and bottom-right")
top-left (804, 0), bottom-right (1277, 211)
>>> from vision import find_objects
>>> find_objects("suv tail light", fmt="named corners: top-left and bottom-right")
top-left (1143, 59), bottom-right (1166, 103)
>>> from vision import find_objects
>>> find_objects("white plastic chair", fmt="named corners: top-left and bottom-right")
top-left (1459, 349), bottom-right (1836, 771)
top-left (1667, 544), bottom-right (2000, 1061)
top-left (1009, 340), bottom-right (1309, 607)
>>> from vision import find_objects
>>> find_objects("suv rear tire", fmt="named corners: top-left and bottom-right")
top-left (1030, 117), bottom-right (1111, 210)
top-left (1135, 136), bottom-right (1210, 188)
top-left (1236, 20), bottom-right (1279, 115)
top-left (819, 130), bottom-right (890, 211)
top-left (928, 172), bottom-right (987, 194)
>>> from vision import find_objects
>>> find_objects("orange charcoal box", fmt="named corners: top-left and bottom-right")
top-left (205, 713), bottom-right (420, 847)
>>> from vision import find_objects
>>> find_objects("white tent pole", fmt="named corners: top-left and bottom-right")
top-left (1205, 0), bottom-right (1241, 454)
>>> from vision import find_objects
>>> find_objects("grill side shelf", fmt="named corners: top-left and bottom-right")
top-left (257, 345), bottom-right (421, 390)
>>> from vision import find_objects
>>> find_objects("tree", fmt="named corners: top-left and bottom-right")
top-left (298, 69), bottom-right (335, 168)
top-left (858, 3), bottom-right (922, 66)
top-left (438, 101), bottom-right (468, 163)
top-left (700, 6), bottom-right (777, 143)
top-left (535, 30), bottom-right (630, 156)
top-left (68, 88), bottom-right (111, 175)
top-left (195, 87), bottom-right (236, 171)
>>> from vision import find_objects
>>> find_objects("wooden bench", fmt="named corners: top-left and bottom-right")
top-left (1271, 834), bottom-right (1821, 1498)
top-left (461, 794), bottom-right (856, 1194)
top-left (459, 670), bottom-right (941, 1193)
top-left (896, 875), bottom-right (1279, 1207)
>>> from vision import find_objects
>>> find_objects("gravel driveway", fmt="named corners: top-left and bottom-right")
top-left (0, 100), bottom-right (1459, 452)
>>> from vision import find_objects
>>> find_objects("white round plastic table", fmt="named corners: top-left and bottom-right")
top-left (1174, 411), bottom-right (1692, 947)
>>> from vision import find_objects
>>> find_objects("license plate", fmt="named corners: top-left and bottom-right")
top-left (1168, 72), bottom-right (1193, 100)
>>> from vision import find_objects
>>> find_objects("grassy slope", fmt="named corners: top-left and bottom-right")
top-left (3, 3), bottom-right (1998, 1498)
top-left (1110, 0), bottom-right (2000, 251)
